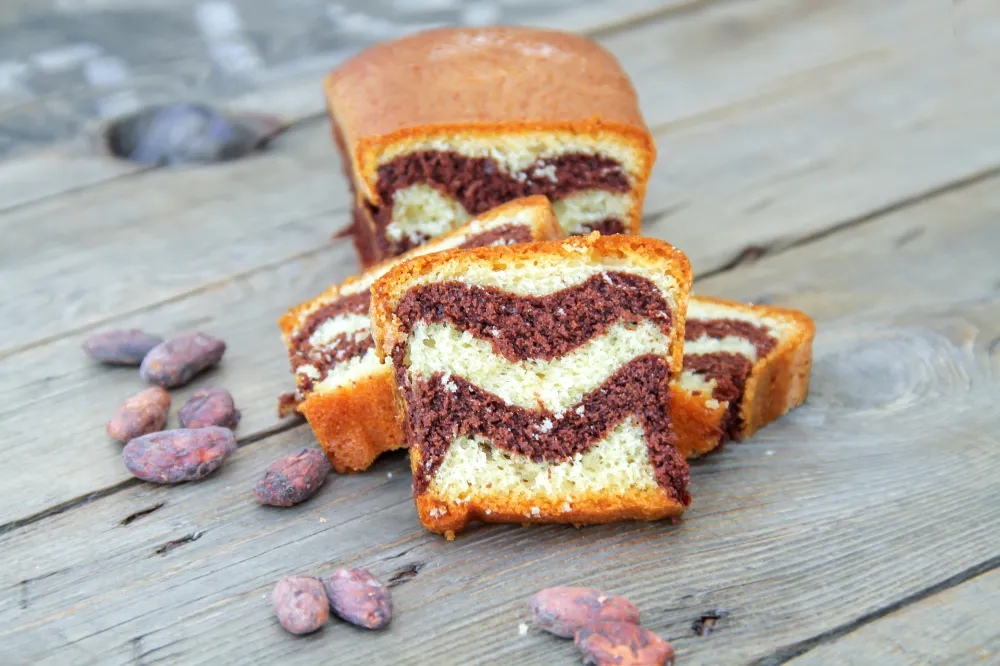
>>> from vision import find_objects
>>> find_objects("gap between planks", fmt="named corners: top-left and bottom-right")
top-left (750, 555), bottom-right (1000, 666)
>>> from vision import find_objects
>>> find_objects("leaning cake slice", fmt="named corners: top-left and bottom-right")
top-left (370, 234), bottom-right (693, 538)
top-left (672, 296), bottom-right (815, 459)
top-left (325, 26), bottom-right (655, 265)
top-left (280, 197), bottom-right (563, 473)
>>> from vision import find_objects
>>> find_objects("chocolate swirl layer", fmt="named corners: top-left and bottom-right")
top-left (398, 354), bottom-right (689, 500)
top-left (395, 272), bottom-right (673, 362)
top-left (683, 318), bottom-right (779, 441)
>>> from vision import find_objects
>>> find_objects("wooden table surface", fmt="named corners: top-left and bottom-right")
top-left (2, 1), bottom-right (998, 664)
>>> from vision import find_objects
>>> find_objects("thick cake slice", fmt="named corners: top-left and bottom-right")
top-left (325, 26), bottom-right (655, 265)
top-left (370, 234), bottom-right (693, 538)
top-left (672, 296), bottom-right (815, 459)
top-left (280, 197), bottom-right (563, 473)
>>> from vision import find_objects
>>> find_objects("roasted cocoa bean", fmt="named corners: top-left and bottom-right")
top-left (83, 329), bottom-right (162, 365)
top-left (530, 587), bottom-right (639, 638)
top-left (122, 427), bottom-right (237, 483)
top-left (139, 333), bottom-right (225, 388)
top-left (271, 576), bottom-right (329, 635)
top-left (253, 449), bottom-right (331, 507)
top-left (178, 388), bottom-right (240, 429)
top-left (323, 568), bottom-right (392, 630)
top-left (107, 387), bottom-right (171, 443)
top-left (575, 622), bottom-right (674, 666)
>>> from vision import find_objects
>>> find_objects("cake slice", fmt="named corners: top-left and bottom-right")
top-left (325, 26), bottom-right (656, 266)
top-left (370, 233), bottom-right (693, 538)
top-left (672, 296), bottom-right (815, 459)
top-left (280, 197), bottom-right (563, 473)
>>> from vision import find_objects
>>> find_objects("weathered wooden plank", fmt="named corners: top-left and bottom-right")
top-left (1, 167), bottom-right (998, 666)
top-left (5, 0), bottom-right (994, 355)
top-left (786, 569), bottom-right (1000, 666)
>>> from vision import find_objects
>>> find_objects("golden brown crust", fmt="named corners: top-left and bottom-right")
top-left (673, 296), bottom-right (816, 458)
top-left (298, 367), bottom-right (403, 473)
top-left (279, 197), bottom-right (565, 473)
top-left (410, 448), bottom-right (686, 539)
top-left (370, 234), bottom-right (693, 537)
top-left (323, 27), bottom-right (655, 209)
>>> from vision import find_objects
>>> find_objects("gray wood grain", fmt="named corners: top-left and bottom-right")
top-left (786, 570), bottom-right (1000, 666)
top-left (1, 163), bottom-right (998, 666)
top-left (1, 0), bottom-right (998, 527)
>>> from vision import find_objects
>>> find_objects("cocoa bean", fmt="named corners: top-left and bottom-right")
top-left (107, 387), bottom-right (171, 443)
top-left (271, 576), bottom-right (329, 635)
top-left (323, 568), bottom-right (392, 630)
top-left (139, 333), bottom-right (225, 388)
top-left (253, 449), bottom-right (331, 507)
top-left (122, 427), bottom-right (237, 483)
top-left (575, 622), bottom-right (674, 666)
top-left (178, 388), bottom-right (240, 429)
top-left (530, 587), bottom-right (639, 638)
top-left (83, 329), bottom-right (162, 365)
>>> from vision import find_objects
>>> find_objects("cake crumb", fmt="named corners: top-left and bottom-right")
top-left (319, 517), bottom-right (327, 523)
top-left (518, 623), bottom-right (529, 636)
top-left (530, 506), bottom-right (541, 517)
top-left (765, 450), bottom-right (776, 456)
top-left (531, 164), bottom-right (558, 183)
top-left (387, 472), bottom-right (393, 479)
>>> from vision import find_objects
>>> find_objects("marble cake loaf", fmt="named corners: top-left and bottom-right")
top-left (370, 234), bottom-right (693, 538)
top-left (324, 26), bottom-right (656, 266)
top-left (279, 197), bottom-right (563, 473)
top-left (672, 296), bottom-right (815, 459)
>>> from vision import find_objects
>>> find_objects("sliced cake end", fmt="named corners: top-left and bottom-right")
top-left (279, 196), bottom-right (564, 473)
top-left (673, 296), bottom-right (815, 459)
top-left (370, 233), bottom-right (693, 538)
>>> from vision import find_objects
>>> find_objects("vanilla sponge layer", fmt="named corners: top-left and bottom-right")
top-left (387, 184), bottom-right (472, 245)
top-left (406, 320), bottom-right (670, 411)
top-left (374, 132), bottom-right (645, 182)
top-left (386, 186), bottom-right (632, 242)
top-left (687, 300), bottom-right (795, 337)
top-left (308, 313), bottom-right (371, 348)
top-left (552, 190), bottom-right (632, 234)
top-left (297, 347), bottom-right (381, 393)
top-left (427, 419), bottom-right (658, 505)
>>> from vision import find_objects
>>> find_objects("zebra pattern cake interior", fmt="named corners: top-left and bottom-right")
top-left (673, 296), bottom-right (815, 459)
top-left (279, 196), bottom-right (563, 473)
top-left (370, 234), bottom-right (693, 537)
